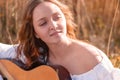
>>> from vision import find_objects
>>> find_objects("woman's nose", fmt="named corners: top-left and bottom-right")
top-left (49, 20), bottom-right (57, 30)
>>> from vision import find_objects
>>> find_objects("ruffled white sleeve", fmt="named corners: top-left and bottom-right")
top-left (111, 68), bottom-right (120, 80)
top-left (71, 47), bottom-right (120, 80)
top-left (71, 59), bottom-right (120, 80)
top-left (0, 43), bottom-right (17, 58)
top-left (0, 43), bottom-right (26, 63)
top-left (0, 75), bottom-right (3, 80)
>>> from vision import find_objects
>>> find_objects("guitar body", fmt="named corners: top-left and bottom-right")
top-left (0, 60), bottom-right (71, 80)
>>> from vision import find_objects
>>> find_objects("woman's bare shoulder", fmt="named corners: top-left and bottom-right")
top-left (73, 40), bottom-right (102, 69)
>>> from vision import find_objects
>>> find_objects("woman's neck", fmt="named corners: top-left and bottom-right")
top-left (48, 38), bottom-right (72, 62)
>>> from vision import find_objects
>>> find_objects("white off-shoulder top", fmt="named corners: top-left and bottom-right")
top-left (71, 48), bottom-right (120, 80)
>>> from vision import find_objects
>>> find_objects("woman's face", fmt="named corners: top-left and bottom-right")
top-left (33, 1), bottom-right (67, 44)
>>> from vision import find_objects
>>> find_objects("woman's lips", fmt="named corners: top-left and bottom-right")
top-left (50, 31), bottom-right (62, 36)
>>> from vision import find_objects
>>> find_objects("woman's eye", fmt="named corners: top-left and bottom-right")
top-left (53, 14), bottom-right (62, 21)
top-left (39, 21), bottom-right (47, 26)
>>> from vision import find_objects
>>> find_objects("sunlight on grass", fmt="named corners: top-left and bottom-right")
top-left (109, 55), bottom-right (120, 68)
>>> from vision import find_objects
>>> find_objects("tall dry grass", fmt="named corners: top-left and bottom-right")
top-left (0, 0), bottom-right (120, 67)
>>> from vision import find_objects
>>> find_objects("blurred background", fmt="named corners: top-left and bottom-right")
top-left (0, 0), bottom-right (120, 68)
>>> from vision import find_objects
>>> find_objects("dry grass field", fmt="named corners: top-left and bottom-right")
top-left (0, 0), bottom-right (120, 68)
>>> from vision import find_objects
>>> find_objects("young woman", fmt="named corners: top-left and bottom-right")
top-left (0, 0), bottom-right (120, 80)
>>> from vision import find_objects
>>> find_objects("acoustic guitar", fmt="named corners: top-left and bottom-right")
top-left (0, 59), bottom-right (71, 80)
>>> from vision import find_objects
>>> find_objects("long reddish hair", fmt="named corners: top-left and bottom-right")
top-left (17, 0), bottom-right (77, 66)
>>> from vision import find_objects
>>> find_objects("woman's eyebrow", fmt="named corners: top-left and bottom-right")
top-left (37, 17), bottom-right (46, 22)
top-left (37, 12), bottom-right (60, 22)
